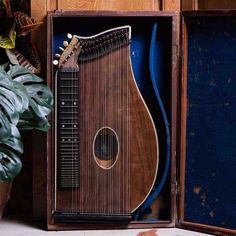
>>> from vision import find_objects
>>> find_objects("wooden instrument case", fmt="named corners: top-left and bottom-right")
top-left (44, 5), bottom-right (236, 235)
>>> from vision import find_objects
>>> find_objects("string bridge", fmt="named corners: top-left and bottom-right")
top-left (54, 212), bottom-right (132, 223)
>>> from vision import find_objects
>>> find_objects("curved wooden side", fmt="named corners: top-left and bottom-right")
top-left (128, 50), bottom-right (159, 212)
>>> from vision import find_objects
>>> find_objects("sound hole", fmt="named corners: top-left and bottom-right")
top-left (93, 127), bottom-right (119, 169)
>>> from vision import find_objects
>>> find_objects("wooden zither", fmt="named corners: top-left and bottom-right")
top-left (53, 26), bottom-right (159, 223)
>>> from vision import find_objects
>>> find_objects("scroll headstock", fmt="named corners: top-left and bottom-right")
top-left (53, 33), bottom-right (81, 69)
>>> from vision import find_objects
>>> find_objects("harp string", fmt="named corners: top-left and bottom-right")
top-left (70, 28), bottom-right (131, 214)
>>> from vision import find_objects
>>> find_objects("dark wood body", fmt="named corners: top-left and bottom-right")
top-left (56, 46), bottom-right (158, 214)
top-left (47, 11), bottom-right (178, 230)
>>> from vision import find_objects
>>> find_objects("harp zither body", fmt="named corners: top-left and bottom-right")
top-left (53, 26), bottom-right (159, 224)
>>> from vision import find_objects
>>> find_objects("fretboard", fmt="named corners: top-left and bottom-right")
top-left (57, 69), bottom-right (80, 189)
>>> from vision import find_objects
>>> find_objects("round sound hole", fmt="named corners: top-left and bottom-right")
top-left (93, 127), bottom-right (119, 169)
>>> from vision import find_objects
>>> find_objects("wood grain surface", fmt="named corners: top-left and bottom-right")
top-left (55, 43), bottom-right (158, 214)
top-left (57, 0), bottom-right (161, 11)
top-left (182, 0), bottom-right (236, 10)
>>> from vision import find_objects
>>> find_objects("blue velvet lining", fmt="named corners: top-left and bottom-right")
top-left (133, 23), bottom-right (171, 220)
top-left (52, 17), bottom-right (172, 220)
top-left (185, 17), bottom-right (236, 230)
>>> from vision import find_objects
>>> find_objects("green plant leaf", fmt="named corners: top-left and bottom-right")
top-left (3, 124), bottom-right (23, 153)
top-left (29, 99), bottom-right (52, 117)
top-left (2, 136), bottom-right (23, 154)
top-left (0, 86), bottom-right (24, 113)
top-left (0, 109), bottom-right (11, 141)
top-left (10, 124), bottom-right (20, 138)
top-left (18, 116), bottom-right (50, 132)
top-left (0, 94), bottom-right (19, 124)
top-left (25, 84), bottom-right (53, 109)
top-left (13, 81), bottom-right (29, 111)
top-left (13, 73), bottom-right (43, 83)
top-left (0, 147), bottom-right (22, 181)
top-left (19, 108), bottom-right (33, 119)
top-left (0, 75), bottom-right (14, 88)
top-left (0, 24), bottom-right (16, 49)
top-left (7, 64), bottom-right (30, 77)
top-left (0, 63), bottom-right (9, 72)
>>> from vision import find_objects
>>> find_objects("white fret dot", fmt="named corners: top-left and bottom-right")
top-left (62, 139), bottom-right (65, 141)
top-left (61, 102), bottom-right (65, 105)
top-left (68, 139), bottom-right (71, 141)
top-left (74, 125), bottom-right (77, 128)
top-left (74, 102), bottom-right (77, 105)
top-left (62, 125), bottom-right (65, 128)
top-left (74, 139), bottom-right (77, 141)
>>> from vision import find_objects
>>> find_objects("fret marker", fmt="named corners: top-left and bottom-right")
top-left (74, 139), bottom-right (77, 141)
top-left (61, 102), bottom-right (65, 105)
top-left (68, 139), bottom-right (71, 141)
top-left (74, 102), bottom-right (77, 105)
top-left (74, 125), bottom-right (77, 128)
top-left (62, 125), bottom-right (65, 128)
top-left (62, 139), bottom-right (65, 141)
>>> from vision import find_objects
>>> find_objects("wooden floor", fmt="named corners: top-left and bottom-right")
top-left (0, 216), bottom-right (213, 236)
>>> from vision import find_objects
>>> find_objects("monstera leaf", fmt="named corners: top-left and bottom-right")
top-left (2, 124), bottom-right (23, 153)
top-left (0, 109), bottom-right (11, 141)
top-left (0, 64), bottom-right (53, 181)
top-left (0, 147), bottom-right (22, 181)
top-left (17, 115), bottom-right (50, 132)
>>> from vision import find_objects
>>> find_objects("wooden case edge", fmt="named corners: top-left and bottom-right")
top-left (46, 10), bottom-right (179, 230)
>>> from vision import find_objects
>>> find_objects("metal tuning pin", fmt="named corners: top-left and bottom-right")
top-left (59, 46), bottom-right (65, 52)
top-left (67, 33), bottom-right (73, 39)
top-left (63, 41), bottom-right (69, 47)
top-left (53, 60), bottom-right (59, 65)
top-left (55, 53), bottom-right (61, 58)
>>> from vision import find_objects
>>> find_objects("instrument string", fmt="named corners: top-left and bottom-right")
top-left (105, 42), bottom-right (107, 215)
top-left (118, 35), bottom-right (121, 214)
top-left (127, 34), bottom-right (130, 213)
top-left (111, 40), bottom-right (114, 215)
top-left (71, 55), bottom-right (74, 213)
top-left (109, 41), bottom-right (113, 215)
top-left (81, 42), bottom-right (87, 212)
top-left (94, 45), bottom-right (97, 214)
top-left (96, 41), bottom-right (99, 214)
top-left (89, 44), bottom-right (92, 213)
top-left (76, 49), bottom-right (79, 214)
top-left (81, 44), bottom-right (84, 213)
top-left (109, 41), bottom-right (111, 215)
top-left (106, 41), bottom-right (109, 215)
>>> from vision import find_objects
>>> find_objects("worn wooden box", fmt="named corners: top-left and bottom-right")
top-left (47, 10), bottom-right (178, 230)
top-left (46, 10), bottom-right (236, 235)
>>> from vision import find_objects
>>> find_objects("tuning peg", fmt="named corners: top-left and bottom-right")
top-left (59, 46), bottom-right (65, 52)
top-left (63, 41), bottom-right (69, 47)
top-left (55, 53), bottom-right (61, 58)
top-left (53, 60), bottom-right (58, 65)
top-left (67, 33), bottom-right (73, 39)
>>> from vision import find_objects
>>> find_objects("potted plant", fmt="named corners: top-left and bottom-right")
top-left (0, 64), bottom-right (53, 217)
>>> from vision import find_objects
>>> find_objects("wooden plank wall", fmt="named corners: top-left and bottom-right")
top-left (182, 0), bottom-right (236, 10)
top-left (30, 0), bottom-right (180, 218)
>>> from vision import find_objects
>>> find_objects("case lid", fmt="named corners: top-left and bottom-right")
top-left (178, 11), bottom-right (236, 235)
